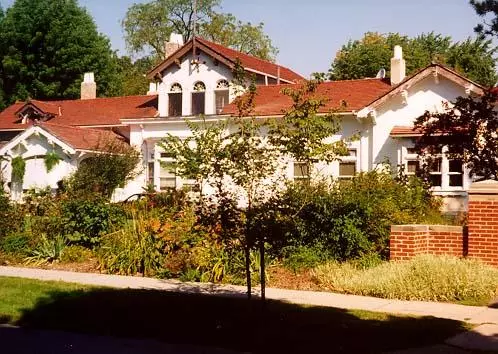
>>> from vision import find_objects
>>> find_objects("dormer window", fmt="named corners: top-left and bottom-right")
top-left (215, 80), bottom-right (230, 114)
top-left (192, 81), bottom-right (206, 116)
top-left (168, 83), bottom-right (183, 117)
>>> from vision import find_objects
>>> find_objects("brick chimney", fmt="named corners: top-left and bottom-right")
top-left (164, 33), bottom-right (184, 59)
top-left (81, 72), bottom-right (97, 100)
top-left (390, 45), bottom-right (406, 86)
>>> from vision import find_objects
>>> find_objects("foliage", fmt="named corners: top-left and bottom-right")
top-left (66, 139), bottom-right (141, 199)
top-left (200, 12), bottom-right (278, 61)
top-left (0, 184), bottom-right (21, 238)
top-left (414, 90), bottom-right (498, 180)
top-left (114, 56), bottom-right (155, 96)
top-left (471, 0), bottom-right (498, 37)
top-left (312, 255), bottom-right (498, 305)
top-left (43, 152), bottom-right (62, 173)
top-left (25, 234), bottom-right (66, 265)
top-left (328, 32), bottom-right (497, 86)
top-left (98, 208), bottom-right (165, 276)
top-left (274, 170), bottom-right (443, 263)
top-left (269, 79), bottom-right (349, 173)
top-left (60, 245), bottom-right (94, 263)
top-left (10, 156), bottom-right (25, 184)
top-left (0, 232), bottom-right (30, 256)
top-left (61, 197), bottom-right (126, 247)
top-left (0, 0), bottom-right (121, 105)
top-left (122, 0), bottom-right (277, 61)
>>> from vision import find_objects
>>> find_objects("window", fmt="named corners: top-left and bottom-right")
top-left (404, 147), bottom-right (419, 176)
top-left (339, 149), bottom-right (357, 179)
top-left (448, 159), bottom-right (463, 187)
top-left (168, 83), bottom-right (182, 117)
top-left (159, 163), bottom-right (176, 190)
top-left (147, 162), bottom-right (154, 186)
top-left (192, 81), bottom-right (206, 116)
top-left (293, 161), bottom-right (310, 181)
top-left (428, 157), bottom-right (442, 187)
top-left (215, 80), bottom-right (230, 114)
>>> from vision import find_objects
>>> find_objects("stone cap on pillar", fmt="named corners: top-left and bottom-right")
top-left (469, 179), bottom-right (498, 195)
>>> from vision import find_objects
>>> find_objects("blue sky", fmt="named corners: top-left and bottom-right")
top-left (0, 0), bottom-right (485, 77)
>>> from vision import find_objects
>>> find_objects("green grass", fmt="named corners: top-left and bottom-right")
top-left (313, 255), bottom-right (498, 306)
top-left (0, 276), bottom-right (471, 353)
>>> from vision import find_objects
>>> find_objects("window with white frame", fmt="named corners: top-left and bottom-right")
top-left (402, 145), bottom-right (464, 189)
top-left (339, 149), bottom-right (357, 179)
top-left (215, 80), bottom-right (230, 114)
top-left (158, 151), bottom-right (176, 190)
top-left (168, 83), bottom-right (183, 117)
top-left (192, 81), bottom-right (206, 116)
top-left (293, 161), bottom-right (310, 182)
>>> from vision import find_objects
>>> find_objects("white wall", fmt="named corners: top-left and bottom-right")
top-left (157, 51), bottom-right (237, 117)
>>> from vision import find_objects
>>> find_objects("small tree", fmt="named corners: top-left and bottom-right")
top-left (414, 90), bottom-right (498, 180)
top-left (67, 139), bottom-right (141, 199)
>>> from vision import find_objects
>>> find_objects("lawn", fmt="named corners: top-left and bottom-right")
top-left (0, 276), bottom-right (471, 353)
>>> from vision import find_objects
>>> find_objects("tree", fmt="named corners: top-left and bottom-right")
top-left (328, 32), bottom-right (497, 87)
top-left (67, 140), bottom-right (141, 200)
top-left (0, 0), bottom-right (120, 104)
top-left (414, 91), bottom-right (498, 180)
top-left (200, 13), bottom-right (278, 61)
top-left (122, 0), bottom-right (277, 61)
top-left (115, 56), bottom-right (155, 96)
top-left (471, 0), bottom-right (498, 37)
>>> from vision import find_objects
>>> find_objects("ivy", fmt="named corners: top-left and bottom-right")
top-left (43, 151), bottom-right (62, 173)
top-left (11, 156), bottom-right (26, 184)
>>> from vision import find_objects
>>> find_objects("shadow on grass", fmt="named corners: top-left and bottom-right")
top-left (12, 287), bottom-right (470, 353)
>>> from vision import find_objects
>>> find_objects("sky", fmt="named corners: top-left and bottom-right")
top-left (0, 0), bottom-right (486, 77)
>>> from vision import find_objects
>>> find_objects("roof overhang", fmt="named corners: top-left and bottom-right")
top-left (0, 125), bottom-right (76, 157)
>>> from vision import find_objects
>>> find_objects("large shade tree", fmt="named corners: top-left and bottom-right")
top-left (122, 0), bottom-right (278, 61)
top-left (328, 32), bottom-right (497, 87)
top-left (0, 0), bottom-right (120, 105)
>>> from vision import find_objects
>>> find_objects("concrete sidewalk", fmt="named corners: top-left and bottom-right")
top-left (0, 266), bottom-right (497, 325)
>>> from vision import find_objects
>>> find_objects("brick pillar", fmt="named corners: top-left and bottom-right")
top-left (467, 180), bottom-right (498, 266)
top-left (390, 225), bottom-right (429, 260)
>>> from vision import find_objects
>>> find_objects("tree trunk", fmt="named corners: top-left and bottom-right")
top-left (260, 240), bottom-right (266, 304)
top-left (245, 245), bottom-right (252, 299)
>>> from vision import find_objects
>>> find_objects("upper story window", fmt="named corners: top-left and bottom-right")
top-left (339, 149), bottom-right (357, 179)
top-left (168, 83), bottom-right (183, 117)
top-left (192, 81), bottom-right (206, 116)
top-left (215, 80), bottom-right (230, 114)
top-left (293, 161), bottom-right (310, 182)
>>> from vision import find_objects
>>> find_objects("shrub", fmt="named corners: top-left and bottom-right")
top-left (312, 255), bottom-right (498, 305)
top-left (0, 232), bottom-right (30, 255)
top-left (61, 197), bottom-right (125, 247)
top-left (61, 245), bottom-right (94, 263)
top-left (274, 170), bottom-right (443, 263)
top-left (0, 186), bottom-right (22, 239)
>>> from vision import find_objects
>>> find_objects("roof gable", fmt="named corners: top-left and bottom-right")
top-left (358, 64), bottom-right (485, 118)
top-left (147, 37), bottom-right (304, 84)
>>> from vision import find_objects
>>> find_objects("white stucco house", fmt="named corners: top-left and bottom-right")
top-left (0, 34), bottom-right (486, 211)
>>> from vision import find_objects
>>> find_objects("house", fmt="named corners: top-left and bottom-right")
top-left (0, 34), bottom-right (486, 211)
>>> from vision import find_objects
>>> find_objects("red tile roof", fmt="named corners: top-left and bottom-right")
top-left (37, 122), bottom-right (128, 151)
top-left (195, 37), bottom-right (304, 83)
top-left (390, 126), bottom-right (424, 137)
top-left (222, 78), bottom-right (392, 116)
top-left (0, 95), bottom-right (158, 130)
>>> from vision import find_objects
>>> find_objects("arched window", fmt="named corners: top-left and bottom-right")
top-left (168, 83), bottom-right (183, 117)
top-left (192, 81), bottom-right (206, 116)
top-left (215, 80), bottom-right (230, 114)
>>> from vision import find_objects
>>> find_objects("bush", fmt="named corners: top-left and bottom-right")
top-left (61, 197), bottom-right (125, 247)
top-left (274, 170), bottom-right (444, 263)
top-left (0, 232), bottom-right (30, 255)
top-left (25, 235), bottom-right (67, 265)
top-left (0, 186), bottom-right (22, 239)
top-left (312, 255), bottom-right (498, 305)
top-left (61, 245), bottom-right (94, 263)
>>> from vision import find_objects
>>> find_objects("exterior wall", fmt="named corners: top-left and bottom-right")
top-left (1, 135), bottom-right (77, 199)
top-left (157, 51), bottom-right (236, 117)
top-left (390, 225), bottom-right (465, 260)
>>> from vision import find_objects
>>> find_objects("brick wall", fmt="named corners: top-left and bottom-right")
top-left (390, 180), bottom-right (498, 266)
top-left (467, 181), bottom-right (498, 266)
top-left (390, 225), bottom-right (465, 261)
